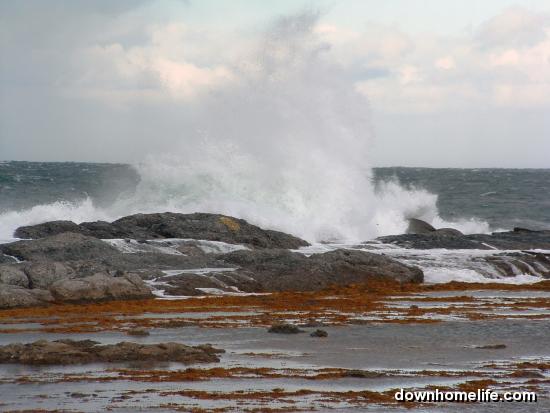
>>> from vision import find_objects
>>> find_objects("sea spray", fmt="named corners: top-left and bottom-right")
top-left (0, 12), bottom-right (489, 242)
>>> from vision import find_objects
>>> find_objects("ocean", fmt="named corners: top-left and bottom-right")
top-left (1, 161), bottom-right (549, 240)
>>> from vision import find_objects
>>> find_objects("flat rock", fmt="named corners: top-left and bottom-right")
top-left (0, 232), bottom-right (120, 262)
top-left (159, 249), bottom-right (424, 296)
top-left (378, 228), bottom-right (550, 250)
top-left (0, 339), bottom-right (224, 365)
top-left (220, 248), bottom-right (424, 291)
top-left (14, 213), bottom-right (310, 249)
top-left (49, 273), bottom-right (152, 303)
top-left (0, 285), bottom-right (54, 308)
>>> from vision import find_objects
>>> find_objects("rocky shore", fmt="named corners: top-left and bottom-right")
top-left (0, 213), bottom-right (423, 309)
top-left (1, 213), bottom-right (549, 309)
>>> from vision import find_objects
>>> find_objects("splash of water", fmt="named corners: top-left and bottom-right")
top-left (0, 12), bottom-right (489, 242)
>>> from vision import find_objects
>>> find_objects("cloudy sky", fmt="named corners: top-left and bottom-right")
top-left (1, 0), bottom-right (549, 167)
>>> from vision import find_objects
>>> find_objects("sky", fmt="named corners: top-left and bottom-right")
top-left (1, 0), bottom-right (549, 167)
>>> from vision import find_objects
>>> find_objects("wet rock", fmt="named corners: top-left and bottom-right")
top-left (379, 229), bottom-right (550, 250)
top-left (14, 220), bottom-right (81, 239)
top-left (344, 370), bottom-right (385, 378)
top-left (406, 218), bottom-right (436, 234)
top-left (0, 232), bottom-right (119, 262)
top-left (49, 273), bottom-right (152, 303)
top-left (0, 264), bottom-right (29, 288)
top-left (14, 213), bottom-right (310, 249)
top-left (126, 328), bottom-right (150, 337)
top-left (0, 254), bottom-right (17, 264)
top-left (435, 228), bottom-right (464, 236)
top-left (474, 344), bottom-right (507, 350)
top-left (377, 233), bottom-right (484, 249)
top-left (310, 329), bottom-right (328, 338)
top-left (0, 285), bottom-right (54, 308)
top-left (268, 323), bottom-right (304, 334)
top-left (0, 339), bottom-right (223, 365)
top-left (221, 248), bottom-right (423, 292)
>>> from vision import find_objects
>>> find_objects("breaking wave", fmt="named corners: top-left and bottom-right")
top-left (0, 11), bottom-right (490, 242)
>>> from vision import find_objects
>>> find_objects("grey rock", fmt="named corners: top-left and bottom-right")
top-left (0, 264), bottom-right (29, 288)
top-left (435, 228), bottom-right (464, 236)
top-left (0, 285), bottom-right (54, 309)
top-left (14, 220), bottom-right (81, 239)
top-left (406, 218), bottom-right (436, 234)
top-left (0, 232), bottom-right (119, 262)
top-left (379, 229), bottom-right (550, 251)
top-left (14, 213), bottom-right (309, 249)
top-left (220, 248), bottom-right (424, 292)
top-left (268, 323), bottom-right (304, 334)
top-left (310, 329), bottom-right (328, 337)
top-left (23, 261), bottom-right (76, 289)
top-left (49, 273), bottom-right (152, 303)
top-left (0, 339), bottom-right (223, 365)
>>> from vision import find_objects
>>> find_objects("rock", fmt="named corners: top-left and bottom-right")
top-left (268, 323), bottom-right (304, 334)
top-left (406, 218), bottom-right (436, 234)
top-left (0, 232), bottom-right (120, 262)
top-left (0, 264), bottom-right (29, 288)
top-left (23, 261), bottom-right (76, 289)
top-left (474, 344), bottom-right (506, 350)
top-left (14, 213), bottom-right (310, 249)
top-left (14, 220), bottom-right (81, 239)
top-left (0, 339), bottom-right (223, 365)
top-left (220, 248), bottom-right (423, 292)
top-left (379, 229), bottom-right (550, 250)
top-left (344, 370), bottom-right (385, 378)
top-left (435, 228), bottom-right (464, 236)
top-left (0, 254), bottom-right (17, 264)
top-left (126, 328), bottom-right (150, 337)
top-left (310, 329), bottom-right (328, 337)
top-left (49, 273), bottom-right (152, 303)
top-left (0, 285), bottom-right (54, 309)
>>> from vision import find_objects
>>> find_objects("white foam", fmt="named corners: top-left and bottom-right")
top-left (0, 13), bottom-right (492, 244)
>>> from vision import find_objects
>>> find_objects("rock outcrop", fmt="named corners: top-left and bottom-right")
top-left (0, 285), bottom-right (54, 308)
top-left (0, 339), bottom-right (224, 365)
top-left (379, 228), bottom-right (550, 250)
top-left (161, 248), bottom-right (424, 296)
top-left (49, 273), bottom-right (152, 303)
top-left (0, 232), bottom-right (120, 262)
top-left (14, 213), bottom-right (309, 249)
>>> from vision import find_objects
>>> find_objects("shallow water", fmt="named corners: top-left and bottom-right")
top-left (0, 317), bottom-right (548, 412)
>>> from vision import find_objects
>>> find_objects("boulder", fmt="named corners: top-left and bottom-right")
top-left (13, 213), bottom-right (310, 249)
top-left (23, 261), bottom-right (76, 289)
top-left (310, 329), bottom-right (328, 338)
top-left (0, 339), bottom-right (223, 365)
top-left (406, 218), bottom-right (436, 234)
top-left (0, 232), bottom-right (120, 262)
top-left (0, 285), bottom-right (54, 309)
top-left (49, 273), bottom-right (152, 303)
top-left (0, 264), bottom-right (29, 288)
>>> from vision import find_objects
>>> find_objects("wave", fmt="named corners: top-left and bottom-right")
top-left (0, 12), bottom-right (490, 242)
